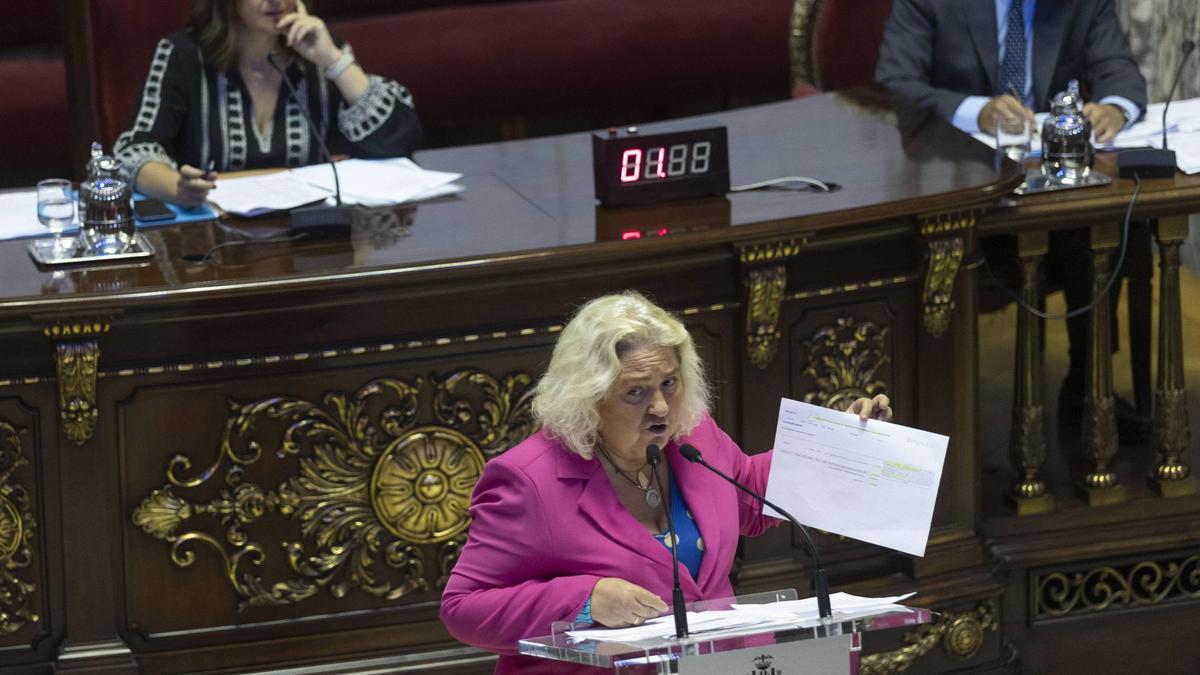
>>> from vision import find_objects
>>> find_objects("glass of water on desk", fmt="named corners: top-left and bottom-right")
top-left (996, 116), bottom-right (1032, 163)
top-left (37, 178), bottom-right (76, 260)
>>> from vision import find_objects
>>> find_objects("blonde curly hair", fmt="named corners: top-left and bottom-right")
top-left (532, 291), bottom-right (710, 458)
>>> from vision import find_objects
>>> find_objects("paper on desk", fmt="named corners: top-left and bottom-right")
top-left (289, 158), bottom-right (462, 206)
top-left (565, 592), bottom-right (916, 643)
top-left (971, 97), bottom-right (1200, 162)
top-left (207, 171), bottom-right (334, 216)
top-left (0, 190), bottom-right (54, 240)
top-left (764, 399), bottom-right (947, 557)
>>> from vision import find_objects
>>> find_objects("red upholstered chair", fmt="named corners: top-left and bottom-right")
top-left (0, 3), bottom-right (71, 184)
top-left (64, 0), bottom-right (795, 158)
top-left (788, 0), bottom-right (895, 97)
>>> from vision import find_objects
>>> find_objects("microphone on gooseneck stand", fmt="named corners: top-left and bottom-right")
top-left (679, 443), bottom-right (833, 620)
top-left (1119, 38), bottom-right (1196, 178)
top-left (266, 50), bottom-right (354, 239)
top-left (646, 444), bottom-right (688, 639)
top-left (1163, 39), bottom-right (1197, 151)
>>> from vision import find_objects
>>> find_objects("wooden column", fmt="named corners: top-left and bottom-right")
top-left (1148, 215), bottom-right (1195, 497)
top-left (1077, 223), bottom-right (1124, 506)
top-left (1006, 231), bottom-right (1053, 515)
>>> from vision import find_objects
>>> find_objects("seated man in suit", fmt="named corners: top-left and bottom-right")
top-left (876, 0), bottom-right (1151, 440)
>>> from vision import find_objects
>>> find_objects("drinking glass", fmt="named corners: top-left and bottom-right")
top-left (996, 116), bottom-right (1032, 163)
top-left (37, 179), bottom-right (76, 259)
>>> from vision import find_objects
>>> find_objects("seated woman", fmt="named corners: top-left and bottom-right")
top-left (440, 291), bottom-right (892, 674)
top-left (114, 0), bottom-right (421, 206)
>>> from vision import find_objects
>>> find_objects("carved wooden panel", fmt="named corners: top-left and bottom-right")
top-left (0, 400), bottom-right (48, 653)
top-left (118, 348), bottom-right (548, 644)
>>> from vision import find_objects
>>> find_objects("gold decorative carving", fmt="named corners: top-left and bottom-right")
top-left (921, 237), bottom-right (964, 337)
top-left (919, 211), bottom-right (977, 237)
top-left (0, 421), bottom-right (39, 634)
top-left (860, 600), bottom-right (996, 674)
top-left (54, 341), bottom-right (101, 445)
top-left (132, 371), bottom-right (536, 611)
top-left (799, 316), bottom-right (890, 411)
top-left (436, 534), bottom-right (469, 589)
top-left (739, 238), bottom-right (807, 265)
top-left (1034, 553), bottom-right (1200, 620)
top-left (43, 319), bottom-right (111, 445)
top-left (371, 427), bottom-right (484, 544)
top-left (745, 265), bottom-right (787, 368)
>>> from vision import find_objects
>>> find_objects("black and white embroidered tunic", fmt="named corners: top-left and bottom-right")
top-left (114, 31), bottom-right (421, 184)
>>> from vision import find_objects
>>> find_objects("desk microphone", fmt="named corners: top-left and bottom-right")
top-left (646, 443), bottom-right (688, 638)
top-left (679, 443), bottom-right (832, 619)
top-left (267, 50), bottom-right (354, 239)
top-left (1119, 38), bottom-right (1195, 178)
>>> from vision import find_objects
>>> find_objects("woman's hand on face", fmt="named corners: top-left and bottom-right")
top-left (175, 164), bottom-right (216, 207)
top-left (589, 578), bottom-right (669, 627)
top-left (848, 394), bottom-right (893, 422)
top-left (276, 1), bottom-right (341, 69)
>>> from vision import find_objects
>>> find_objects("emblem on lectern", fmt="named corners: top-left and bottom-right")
top-left (749, 653), bottom-right (781, 674)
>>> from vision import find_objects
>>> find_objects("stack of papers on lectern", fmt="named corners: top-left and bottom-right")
top-left (209, 158), bottom-right (463, 216)
top-left (565, 592), bottom-right (915, 643)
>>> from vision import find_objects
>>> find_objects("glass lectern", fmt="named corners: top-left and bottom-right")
top-left (518, 589), bottom-right (931, 674)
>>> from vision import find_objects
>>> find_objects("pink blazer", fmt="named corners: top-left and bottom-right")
top-left (440, 414), bottom-right (777, 674)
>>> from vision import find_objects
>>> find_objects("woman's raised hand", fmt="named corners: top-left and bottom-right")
top-left (589, 578), bottom-right (669, 627)
top-left (848, 394), bottom-right (893, 422)
top-left (277, 0), bottom-right (341, 69)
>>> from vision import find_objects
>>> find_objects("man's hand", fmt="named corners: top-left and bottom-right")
top-left (589, 578), bottom-right (669, 627)
top-left (979, 95), bottom-right (1036, 136)
top-left (1083, 103), bottom-right (1127, 143)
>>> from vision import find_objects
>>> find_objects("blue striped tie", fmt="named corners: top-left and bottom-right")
top-left (999, 0), bottom-right (1026, 99)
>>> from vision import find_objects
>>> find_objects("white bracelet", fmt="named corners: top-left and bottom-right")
top-left (324, 48), bottom-right (356, 80)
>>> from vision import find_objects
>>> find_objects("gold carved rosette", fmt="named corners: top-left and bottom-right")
top-left (132, 370), bottom-right (537, 611)
top-left (860, 600), bottom-right (997, 674)
top-left (798, 315), bottom-right (890, 411)
top-left (0, 421), bottom-right (39, 634)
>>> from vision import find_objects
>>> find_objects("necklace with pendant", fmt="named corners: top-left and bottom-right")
top-left (598, 446), bottom-right (662, 508)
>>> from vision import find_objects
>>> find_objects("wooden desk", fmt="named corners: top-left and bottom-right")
top-left (0, 88), bottom-right (1022, 673)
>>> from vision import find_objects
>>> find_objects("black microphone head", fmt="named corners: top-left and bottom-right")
top-left (645, 444), bottom-right (661, 466)
top-left (679, 444), bottom-right (702, 463)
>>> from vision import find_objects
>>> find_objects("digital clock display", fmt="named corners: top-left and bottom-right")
top-left (593, 126), bottom-right (730, 207)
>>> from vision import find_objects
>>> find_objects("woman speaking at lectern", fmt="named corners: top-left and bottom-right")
top-left (114, 0), bottom-right (421, 207)
top-left (440, 292), bottom-right (892, 673)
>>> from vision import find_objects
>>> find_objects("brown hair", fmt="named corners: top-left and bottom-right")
top-left (189, 0), bottom-right (240, 72)
top-left (189, 0), bottom-right (311, 72)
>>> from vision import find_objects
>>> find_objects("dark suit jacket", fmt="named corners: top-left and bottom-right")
top-left (875, 0), bottom-right (1147, 118)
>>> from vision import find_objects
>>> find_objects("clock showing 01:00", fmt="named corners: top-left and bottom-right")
top-left (592, 126), bottom-right (730, 207)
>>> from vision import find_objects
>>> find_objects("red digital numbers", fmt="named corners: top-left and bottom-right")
top-left (620, 149), bottom-right (642, 183)
top-left (620, 142), bottom-right (712, 184)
